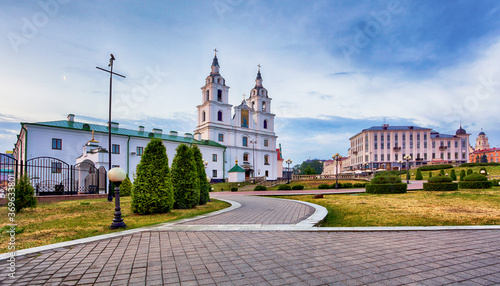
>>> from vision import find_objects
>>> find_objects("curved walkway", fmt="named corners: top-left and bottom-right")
top-left (1, 192), bottom-right (500, 285)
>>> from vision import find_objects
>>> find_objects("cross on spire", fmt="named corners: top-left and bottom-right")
top-left (257, 64), bottom-right (261, 69)
top-left (214, 48), bottom-right (218, 55)
top-left (242, 93), bottom-right (246, 101)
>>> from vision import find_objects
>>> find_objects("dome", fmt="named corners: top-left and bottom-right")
top-left (479, 131), bottom-right (486, 136)
top-left (456, 127), bottom-right (466, 135)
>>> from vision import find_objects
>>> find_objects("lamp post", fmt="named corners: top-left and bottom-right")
top-left (108, 167), bottom-right (127, 229)
top-left (285, 159), bottom-right (292, 184)
top-left (250, 139), bottom-right (256, 183)
top-left (333, 153), bottom-right (342, 189)
top-left (97, 54), bottom-right (126, 202)
top-left (397, 160), bottom-right (403, 178)
top-left (404, 155), bottom-right (412, 184)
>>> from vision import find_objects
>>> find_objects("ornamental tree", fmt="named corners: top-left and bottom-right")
top-left (14, 175), bottom-right (37, 212)
top-left (191, 145), bottom-right (210, 205)
top-left (171, 144), bottom-right (200, 209)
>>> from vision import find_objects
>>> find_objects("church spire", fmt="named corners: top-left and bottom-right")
top-left (255, 64), bottom-right (263, 87)
top-left (211, 48), bottom-right (220, 75)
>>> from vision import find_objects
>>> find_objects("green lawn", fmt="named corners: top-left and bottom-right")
top-left (0, 197), bottom-right (229, 253)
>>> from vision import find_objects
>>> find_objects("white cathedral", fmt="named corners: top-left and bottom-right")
top-left (194, 53), bottom-right (279, 180)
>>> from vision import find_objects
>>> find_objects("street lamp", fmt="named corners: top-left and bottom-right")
top-left (404, 155), bottom-right (412, 184)
top-left (333, 153), bottom-right (342, 189)
top-left (108, 167), bottom-right (127, 229)
top-left (285, 159), bottom-right (292, 184)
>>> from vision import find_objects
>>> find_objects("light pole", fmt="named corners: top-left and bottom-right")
top-left (397, 160), bottom-right (403, 178)
top-left (108, 167), bottom-right (127, 229)
top-left (404, 155), bottom-right (412, 184)
top-left (250, 139), bottom-right (256, 183)
top-left (285, 159), bottom-right (292, 184)
top-left (333, 153), bottom-right (342, 189)
top-left (97, 54), bottom-right (126, 202)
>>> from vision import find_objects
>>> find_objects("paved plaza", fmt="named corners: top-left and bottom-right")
top-left (1, 190), bottom-right (499, 285)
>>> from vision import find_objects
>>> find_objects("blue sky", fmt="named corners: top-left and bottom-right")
top-left (1, 0), bottom-right (500, 164)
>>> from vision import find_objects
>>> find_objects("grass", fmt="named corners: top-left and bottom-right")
top-left (267, 180), bottom-right (367, 190)
top-left (210, 182), bottom-right (252, 192)
top-left (405, 165), bottom-right (500, 180)
top-left (275, 187), bottom-right (500, 227)
top-left (0, 197), bottom-right (229, 253)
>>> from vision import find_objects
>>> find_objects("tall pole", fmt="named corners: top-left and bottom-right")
top-left (97, 54), bottom-right (126, 202)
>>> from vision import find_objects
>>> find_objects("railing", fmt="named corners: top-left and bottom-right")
top-left (293, 174), bottom-right (372, 181)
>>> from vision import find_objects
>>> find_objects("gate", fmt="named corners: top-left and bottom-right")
top-left (26, 157), bottom-right (72, 196)
top-left (73, 161), bottom-right (105, 194)
top-left (0, 153), bottom-right (18, 198)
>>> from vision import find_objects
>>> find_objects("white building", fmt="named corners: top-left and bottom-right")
top-left (194, 53), bottom-right (278, 180)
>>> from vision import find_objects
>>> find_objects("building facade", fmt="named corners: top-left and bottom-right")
top-left (347, 124), bottom-right (470, 170)
top-left (469, 130), bottom-right (498, 163)
top-left (474, 129), bottom-right (490, 151)
top-left (194, 54), bottom-right (278, 180)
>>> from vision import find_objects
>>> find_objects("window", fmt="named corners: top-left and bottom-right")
top-left (387, 134), bottom-right (390, 141)
top-left (455, 141), bottom-right (458, 148)
top-left (262, 101), bottom-right (266, 112)
top-left (374, 143), bottom-right (378, 149)
top-left (263, 120), bottom-right (268, 129)
top-left (206, 90), bottom-right (209, 101)
top-left (136, 147), bottom-right (144, 155)
top-left (424, 142), bottom-right (427, 148)
top-left (387, 143), bottom-right (390, 149)
top-left (374, 133), bottom-right (377, 141)
top-left (432, 153), bottom-right (435, 159)
top-left (212, 170), bottom-right (217, 178)
top-left (381, 143), bottom-right (384, 149)
top-left (455, 152), bottom-right (458, 159)
top-left (265, 170), bottom-right (269, 177)
top-left (51, 162), bottom-right (62, 173)
top-left (212, 154), bottom-right (217, 162)
top-left (432, 141), bottom-right (435, 148)
top-left (395, 133), bottom-right (398, 141)
top-left (112, 165), bottom-right (120, 168)
top-left (424, 153), bottom-right (427, 160)
top-left (387, 154), bottom-right (390, 161)
top-left (217, 111), bottom-right (223, 121)
top-left (447, 153), bottom-right (451, 159)
top-left (242, 137), bottom-right (248, 147)
top-left (381, 154), bottom-right (384, 161)
top-left (243, 153), bottom-right (249, 162)
top-left (447, 141), bottom-right (451, 148)
top-left (424, 134), bottom-right (427, 140)
top-left (462, 140), bottom-right (466, 148)
top-left (217, 89), bottom-right (222, 102)
top-left (417, 142), bottom-right (420, 148)
top-left (374, 154), bottom-right (378, 161)
top-left (440, 153), bottom-right (444, 159)
top-left (218, 134), bottom-right (224, 142)
top-left (112, 144), bottom-right (120, 154)
top-left (264, 139), bottom-right (269, 147)
top-left (402, 134), bottom-right (406, 141)
top-left (410, 134), bottom-right (413, 140)
top-left (264, 155), bottom-right (269, 165)
top-left (202, 111), bottom-right (206, 122)
top-left (462, 153), bottom-right (465, 159)
top-left (52, 138), bottom-right (62, 150)
top-left (417, 133), bottom-right (420, 140)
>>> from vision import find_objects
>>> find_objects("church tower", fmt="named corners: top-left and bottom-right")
top-left (246, 66), bottom-right (274, 133)
top-left (475, 129), bottom-right (490, 151)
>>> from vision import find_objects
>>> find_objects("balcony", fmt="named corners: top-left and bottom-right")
top-left (439, 146), bottom-right (447, 151)
top-left (393, 147), bottom-right (401, 151)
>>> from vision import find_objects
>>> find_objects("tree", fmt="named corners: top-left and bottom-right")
top-left (415, 169), bottom-right (423, 180)
top-left (299, 160), bottom-right (323, 175)
top-left (131, 138), bottom-right (174, 215)
top-left (481, 154), bottom-right (488, 163)
top-left (192, 145), bottom-right (210, 205)
top-left (429, 172), bottom-right (433, 178)
top-left (467, 169), bottom-right (473, 175)
top-left (119, 175), bottom-right (132, 197)
top-left (303, 165), bottom-right (316, 175)
top-left (406, 169), bottom-right (411, 181)
top-left (171, 144), bottom-right (199, 209)
top-left (450, 169), bottom-right (457, 181)
top-left (459, 170), bottom-right (466, 181)
top-left (14, 175), bottom-right (37, 212)
top-left (440, 169), bottom-right (445, 176)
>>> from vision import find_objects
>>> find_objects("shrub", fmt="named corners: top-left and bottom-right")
top-left (342, 183), bottom-right (353, 188)
top-left (119, 175), bottom-right (132, 197)
top-left (463, 172), bottom-right (488, 181)
top-left (292, 185), bottom-right (304, 190)
top-left (467, 169), bottom-right (473, 175)
top-left (423, 182), bottom-right (458, 191)
top-left (277, 184), bottom-right (292, 190)
top-left (418, 164), bottom-right (453, 171)
top-left (440, 169), bottom-right (445, 176)
top-left (132, 138), bottom-right (174, 215)
top-left (254, 185), bottom-right (267, 191)
top-left (353, 183), bottom-right (366, 188)
top-left (459, 172), bottom-right (492, 189)
top-left (366, 183), bottom-right (407, 194)
top-left (479, 167), bottom-right (488, 176)
top-left (429, 172), bottom-right (433, 178)
top-left (415, 169), bottom-right (423, 180)
top-left (330, 183), bottom-right (342, 188)
top-left (14, 175), bottom-right (37, 212)
top-left (171, 144), bottom-right (199, 209)
top-left (427, 175), bottom-right (453, 183)
top-left (489, 179), bottom-right (500, 187)
top-left (231, 187), bottom-right (238, 192)
top-left (192, 145), bottom-right (210, 205)
top-left (370, 174), bottom-right (402, 184)
top-left (450, 169), bottom-right (457, 181)
top-left (460, 162), bottom-right (500, 167)
top-left (375, 171), bottom-right (400, 177)
top-left (459, 170), bottom-right (466, 181)
top-left (318, 183), bottom-right (331, 189)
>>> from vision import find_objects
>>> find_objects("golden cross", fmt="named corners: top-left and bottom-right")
top-left (214, 48), bottom-right (218, 55)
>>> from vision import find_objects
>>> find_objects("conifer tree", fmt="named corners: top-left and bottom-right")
top-left (428, 172), bottom-right (433, 178)
top-left (450, 169), bottom-right (457, 181)
top-left (415, 169), bottom-right (423, 180)
top-left (440, 169), bottom-right (445, 176)
top-left (171, 144), bottom-right (200, 209)
top-left (192, 145), bottom-right (210, 205)
top-left (467, 169), bottom-right (473, 175)
top-left (460, 170), bottom-right (466, 181)
top-left (120, 175), bottom-right (132, 197)
top-left (131, 138), bottom-right (174, 215)
top-left (14, 175), bottom-right (37, 212)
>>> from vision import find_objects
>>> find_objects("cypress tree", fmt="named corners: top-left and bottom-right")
top-left (467, 169), bottom-right (473, 175)
top-left (120, 175), bottom-right (132, 197)
top-left (131, 138), bottom-right (174, 215)
top-left (429, 172), bottom-right (433, 178)
top-left (440, 169), bottom-right (445, 176)
top-left (450, 169), bottom-right (457, 181)
top-left (14, 175), bottom-right (37, 212)
top-left (459, 170), bottom-right (466, 181)
top-left (192, 145), bottom-right (210, 205)
top-left (172, 144), bottom-right (200, 209)
top-left (415, 169), bottom-right (423, 180)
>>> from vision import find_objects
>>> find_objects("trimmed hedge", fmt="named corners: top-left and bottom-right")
top-left (254, 185), bottom-right (267, 191)
top-left (423, 182), bottom-right (458, 191)
top-left (371, 175), bottom-right (402, 184)
top-left (489, 179), bottom-right (500, 187)
top-left (418, 164), bottom-right (453, 171)
top-left (415, 169), bottom-right (423, 180)
top-left (366, 183), bottom-right (407, 194)
top-left (459, 181), bottom-right (493, 189)
top-left (428, 175), bottom-right (453, 183)
top-left (292, 185), bottom-right (304, 190)
top-left (464, 173), bottom-right (487, 181)
top-left (353, 183), bottom-right (366, 188)
top-left (460, 162), bottom-right (500, 167)
top-left (342, 183), bottom-right (353, 188)
top-left (330, 183), bottom-right (342, 189)
top-left (459, 170), bottom-right (466, 181)
top-left (467, 169), bottom-right (473, 175)
top-left (479, 167), bottom-right (488, 176)
top-left (450, 169), bottom-right (457, 181)
top-left (231, 187), bottom-right (238, 192)
top-left (277, 184), bottom-right (292, 190)
top-left (318, 183), bottom-right (331, 189)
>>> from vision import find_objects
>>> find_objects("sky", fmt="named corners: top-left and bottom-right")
top-left (1, 0), bottom-right (500, 165)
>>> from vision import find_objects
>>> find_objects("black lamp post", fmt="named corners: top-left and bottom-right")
top-left (404, 155), bottom-right (411, 184)
top-left (285, 159), bottom-right (292, 184)
top-left (333, 153), bottom-right (342, 189)
top-left (108, 167), bottom-right (127, 229)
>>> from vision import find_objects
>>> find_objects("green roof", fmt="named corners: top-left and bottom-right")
top-left (228, 164), bottom-right (245, 173)
top-left (22, 120), bottom-right (225, 148)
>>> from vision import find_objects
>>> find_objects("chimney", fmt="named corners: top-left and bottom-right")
top-left (67, 114), bottom-right (75, 122)
top-left (108, 121), bottom-right (119, 128)
top-left (138, 126), bottom-right (144, 132)
top-left (184, 133), bottom-right (193, 139)
top-left (153, 128), bottom-right (163, 135)
top-left (169, 131), bottom-right (178, 136)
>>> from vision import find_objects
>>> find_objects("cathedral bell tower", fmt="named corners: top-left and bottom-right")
top-left (246, 65), bottom-right (274, 132)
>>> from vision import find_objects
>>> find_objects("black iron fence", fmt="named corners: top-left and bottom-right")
top-left (0, 154), bottom-right (107, 197)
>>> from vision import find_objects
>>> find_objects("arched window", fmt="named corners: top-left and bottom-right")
top-left (202, 111), bottom-right (206, 122)
top-left (252, 101), bottom-right (255, 110)
top-left (217, 78), bottom-right (221, 84)
top-left (262, 101), bottom-right (266, 112)
top-left (264, 155), bottom-right (269, 165)
top-left (206, 90), bottom-right (209, 101)
top-left (242, 137), bottom-right (248, 147)
top-left (217, 110), bottom-right (223, 121)
top-left (263, 120), bottom-right (268, 129)
top-left (217, 89), bottom-right (222, 101)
